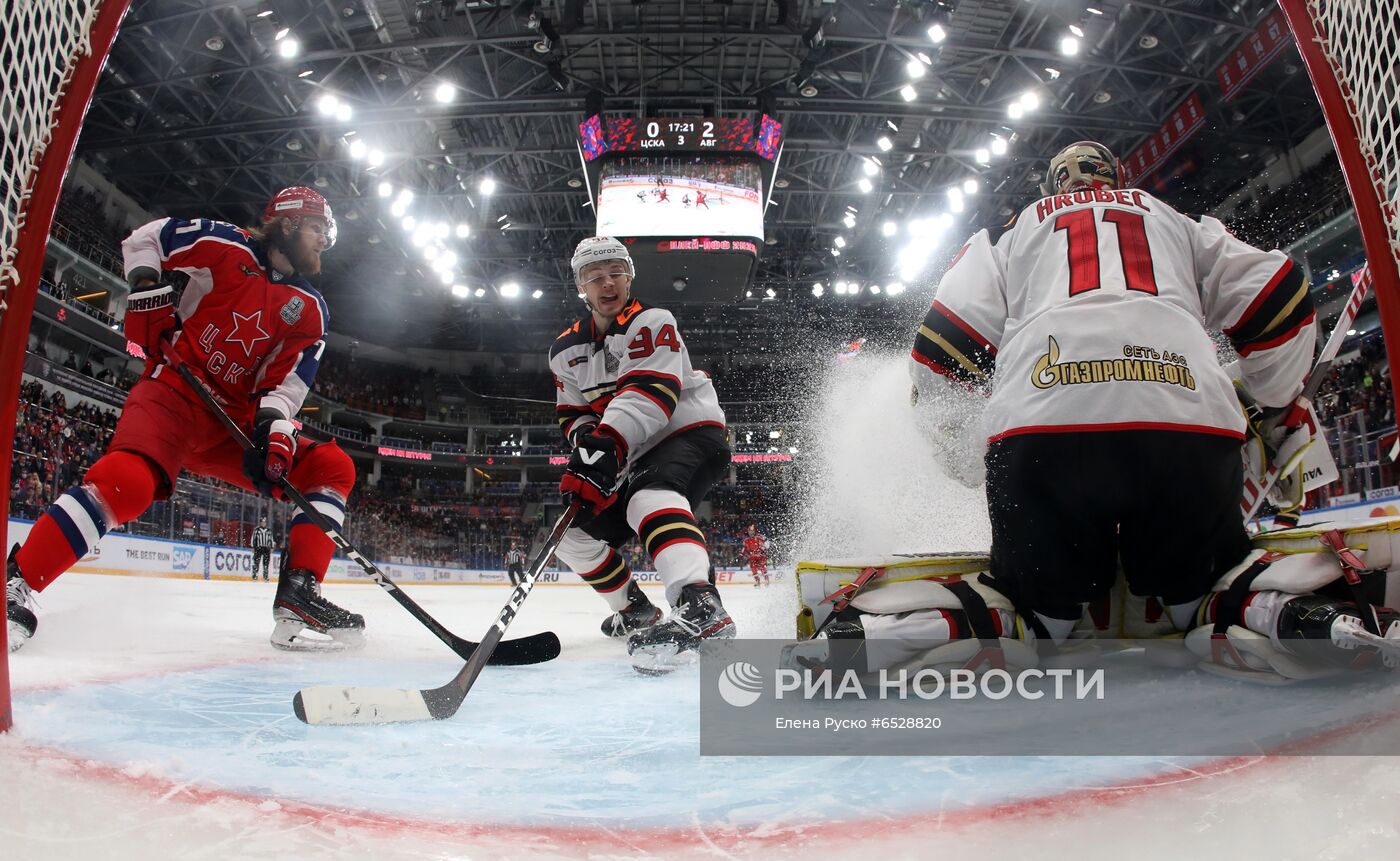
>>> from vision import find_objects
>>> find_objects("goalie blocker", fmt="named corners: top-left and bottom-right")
top-left (794, 516), bottom-right (1400, 683)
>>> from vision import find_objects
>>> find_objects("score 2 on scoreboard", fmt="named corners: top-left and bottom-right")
top-left (579, 115), bottom-right (782, 161)
top-left (577, 114), bottom-right (783, 302)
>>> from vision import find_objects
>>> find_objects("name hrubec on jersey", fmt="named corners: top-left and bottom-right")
top-left (1035, 188), bottom-right (1153, 222)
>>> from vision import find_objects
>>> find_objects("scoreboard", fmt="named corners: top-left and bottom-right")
top-left (580, 115), bottom-right (783, 161)
top-left (576, 113), bottom-right (784, 302)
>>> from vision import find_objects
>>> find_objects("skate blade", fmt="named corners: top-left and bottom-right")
top-left (8, 621), bottom-right (32, 653)
top-left (270, 620), bottom-right (365, 652)
top-left (629, 643), bottom-right (699, 676)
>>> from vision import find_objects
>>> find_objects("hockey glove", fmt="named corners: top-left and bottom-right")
top-left (560, 431), bottom-right (624, 513)
top-left (243, 411), bottom-right (297, 495)
top-left (123, 282), bottom-right (177, 363)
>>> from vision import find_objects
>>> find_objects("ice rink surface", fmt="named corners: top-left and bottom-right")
top-left (6, 354), bottom-right (1400, 859)
top-left (5, 574), bottom-right (1400, 860)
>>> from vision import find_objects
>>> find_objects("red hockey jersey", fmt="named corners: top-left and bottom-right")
top-left (743, 534), bottom-right (768, 560)
top-left (122, 217), bottom-right (329, 426)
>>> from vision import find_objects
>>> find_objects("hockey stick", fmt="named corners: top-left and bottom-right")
top-left (1241, 266), bottom-right (1372, 522)
top-left (169, 360), bottom-right (560, 666)
top-left (292, 499), bottom-right (582, 725)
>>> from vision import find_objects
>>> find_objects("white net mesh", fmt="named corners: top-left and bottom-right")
top-left (1302, 0), bottom-right (1400, 270)
top-left (0, 0), bottom-right (106, 318)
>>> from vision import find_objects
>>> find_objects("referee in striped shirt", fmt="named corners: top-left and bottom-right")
top-left (250, 518), bottom-right (274, 582)
top-left (506, 541), bottom-right (527, 586)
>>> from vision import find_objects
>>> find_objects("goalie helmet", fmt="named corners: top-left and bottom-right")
top-left (263, 186), bottom-right (338, 248)
top-left (1041, 141), bottom-right (1124, 197)
top-left (571, 236), bottom-right (635, 283)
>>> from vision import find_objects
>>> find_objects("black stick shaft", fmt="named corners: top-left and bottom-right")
top-left (171, 361), bottom-right (496, 661)
top-left (428, 500), bottom-right (580, 715)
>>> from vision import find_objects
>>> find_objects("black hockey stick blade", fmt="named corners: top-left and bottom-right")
top-left (167, 358), bottom-right (559, 667)
top-left (294, 502), bottom-right (580, 725)
top-left (482, 630), bottom-right (561, 665)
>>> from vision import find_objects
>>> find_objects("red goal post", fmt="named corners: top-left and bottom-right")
top-left (0, 0), bottom-right (132, 731)
top-left (1278, 0), bottom-right (1400, 387)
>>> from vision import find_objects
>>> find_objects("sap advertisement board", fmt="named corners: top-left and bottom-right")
top-left (5, 519), bottom-right (766, 585)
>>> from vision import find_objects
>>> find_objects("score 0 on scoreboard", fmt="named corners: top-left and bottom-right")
top-left (577, 114), bottom-right (783, 303)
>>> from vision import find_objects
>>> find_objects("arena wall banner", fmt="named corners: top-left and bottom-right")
top-left (6, 519), bottom-right (769, 586)
top-left (22, 352), bottom-right (128, 408)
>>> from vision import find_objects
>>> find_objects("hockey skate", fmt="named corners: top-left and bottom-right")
top-left (627, 583), bottom-right (735, 675)
top-left (271, 563), bottom-right (365, 652)
top-left (6, 544), bottom-right (37, 653)
top-left (601, 580), bottom-right (662, 638)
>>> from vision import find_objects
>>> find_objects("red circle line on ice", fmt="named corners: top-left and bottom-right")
top-left (11, 709), bottom-right (1397, 853)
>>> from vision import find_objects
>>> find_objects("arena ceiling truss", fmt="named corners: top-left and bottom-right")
top-left (74, 0), bottom-right (1322, 354)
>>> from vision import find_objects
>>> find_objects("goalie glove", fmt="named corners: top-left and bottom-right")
top-left (560, 429), bottom-right (625, 513)
top-left (243, 411), bottom-right (297, 495)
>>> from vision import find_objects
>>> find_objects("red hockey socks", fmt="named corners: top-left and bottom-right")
top-left (16, 451), bottom-right (158, 591)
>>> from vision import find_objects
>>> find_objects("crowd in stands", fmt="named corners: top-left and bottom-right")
top-left (344, 473), bottom-right (548, 568)
top-left (1226, 160), bottom-right (1351, 252)
top-left (315, 352), bottom-right (428, 419)
top-left (1315, 332), bottom-right (1395, 431)
top-left (10, 381), bottom-right (119, 519)
top-left (50, 187), bottom-right (129, 278)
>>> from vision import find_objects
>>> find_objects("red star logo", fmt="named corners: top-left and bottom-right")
top-left (225, 310), bottom-right (270, 358)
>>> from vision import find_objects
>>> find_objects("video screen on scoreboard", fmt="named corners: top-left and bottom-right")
top-left (595, 155), bottom-right (764, 240)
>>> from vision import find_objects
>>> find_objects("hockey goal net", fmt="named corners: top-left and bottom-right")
top-left (0, 0), bottom-right (131, 730)
top-left (1278, 0), bottom-right (1400, 373)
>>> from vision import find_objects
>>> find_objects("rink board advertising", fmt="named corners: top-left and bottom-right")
top-left (698, 640), bottom-right (1400, 756)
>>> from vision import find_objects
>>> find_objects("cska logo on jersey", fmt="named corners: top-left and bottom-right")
top-left (225, 310), bottom-right (271, 358)
top-left (280, 296), bottom-right (305, 325)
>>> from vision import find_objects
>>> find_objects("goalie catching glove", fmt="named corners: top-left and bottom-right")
top-left (244, 410), bottom-right (297, 495)
top-left (560, 429), bottom-right (625, 513)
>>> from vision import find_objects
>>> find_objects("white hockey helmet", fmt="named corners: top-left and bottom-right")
top-left (571, 236), bottom-right (635, 284)
top-left (1042, 141), bottom-right (1123, 196)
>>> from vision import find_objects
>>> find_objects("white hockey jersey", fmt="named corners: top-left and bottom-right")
top-left (912, 188), bottom-right (1316, 442)
top-left (549, 299), bottom-right (725, 463)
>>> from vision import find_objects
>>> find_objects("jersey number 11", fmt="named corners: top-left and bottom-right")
top-left (1054, 209), bottom-right (1158, 297)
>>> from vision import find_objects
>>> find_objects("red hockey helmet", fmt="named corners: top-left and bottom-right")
top-left (263, 186), bottom-right (337, 248)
